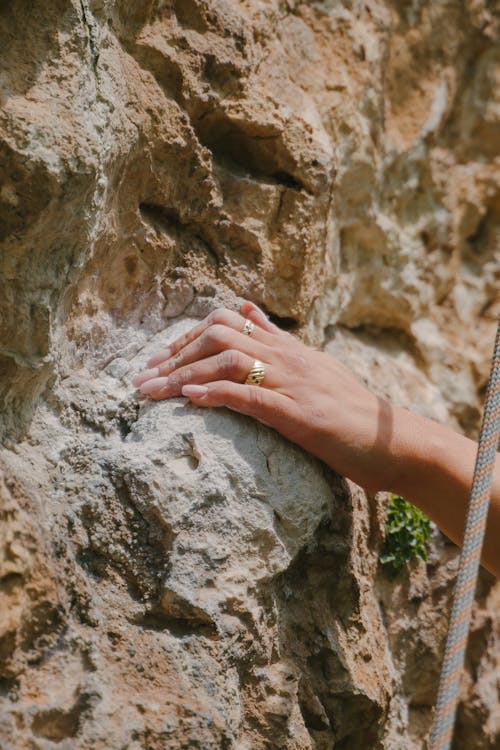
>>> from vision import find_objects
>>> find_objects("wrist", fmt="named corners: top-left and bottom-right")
top-left (378, 406), bottom-right (444, 495)
top-left (380, 407), bottom-right (477, 535)
top-left (363, 404), bottom-right (500, 577)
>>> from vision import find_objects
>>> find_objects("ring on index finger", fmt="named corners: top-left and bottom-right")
top-left (242, 319), bottom-right (255, 336)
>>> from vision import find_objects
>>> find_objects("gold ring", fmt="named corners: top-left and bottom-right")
top-left (245, 359), bottom-right (265, 386)
top-left (242, 319), bottom-right (255, 336)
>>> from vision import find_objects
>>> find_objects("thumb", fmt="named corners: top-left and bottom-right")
top-left (181, 381), bottom-right (300, 437)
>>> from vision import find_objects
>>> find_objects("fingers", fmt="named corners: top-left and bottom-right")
top-left (134, 303), bottom-right (290, 389)
top-left (133, 366), bottom-right (164, 388)
top-left (181, 380), bottom-right (302, 439)
top-left (138, 351), bottom-right (280, 399)
top-left (146, 307), bottom-right (275, 369)
top-left (134, 324), bottom-right (271, 388)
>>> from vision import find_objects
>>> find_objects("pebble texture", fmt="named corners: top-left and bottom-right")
top-left (1, 1), bottom-right (499, 748)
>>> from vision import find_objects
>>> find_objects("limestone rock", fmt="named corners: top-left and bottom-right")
top-left (1, 1), bottom-right (499, 748)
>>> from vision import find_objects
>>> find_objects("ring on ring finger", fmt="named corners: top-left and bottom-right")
top-left (244, 359), bottom-right (265, 386)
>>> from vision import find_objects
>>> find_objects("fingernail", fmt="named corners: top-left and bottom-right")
top-left (147, 347), bottom-right (171, 367)
top-left (132, 367), bottom-right (159, 387)
top-left (139, 377), bottom-right (170, 395)
top-left (182, 385), bottom-right (208, 398)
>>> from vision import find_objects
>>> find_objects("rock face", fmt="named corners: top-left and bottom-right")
top-left (1, 1), bottom-right (499, 748)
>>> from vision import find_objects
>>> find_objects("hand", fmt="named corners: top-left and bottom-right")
top-left (132, 301), bottom-right (393, 492)
top-left (132, 303), bottom-right (500, 577)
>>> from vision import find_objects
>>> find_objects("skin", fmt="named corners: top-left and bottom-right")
top-left (133, 301), bottom-right (500, 578)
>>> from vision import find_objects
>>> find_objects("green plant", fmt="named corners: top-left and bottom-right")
top-left (379, 494), bottom-right (431, 574)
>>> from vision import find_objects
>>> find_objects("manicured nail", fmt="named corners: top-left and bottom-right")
top-left (182, 385), bottom-right (208, 398)
top-left (139, 377), bottom-right (170, 395)
top-left (147, 347), bottom-right (172, 368)
top-left (132, 367), bottom-right (159, 387)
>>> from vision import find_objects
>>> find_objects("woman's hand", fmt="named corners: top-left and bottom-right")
top-left (132, 300), bottom-right (500, 576)
top-left (132, 301), bottom-right (393, 492)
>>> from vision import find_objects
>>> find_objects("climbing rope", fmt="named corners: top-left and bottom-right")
top-left (429, 319), bottom-right (500, 750)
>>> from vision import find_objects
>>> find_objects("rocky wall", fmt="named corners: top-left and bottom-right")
top-left (1, 1), bottom-right (499, 748)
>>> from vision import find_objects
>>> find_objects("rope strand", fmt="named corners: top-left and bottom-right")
top-left (429, 319), bottom-right (500, 750)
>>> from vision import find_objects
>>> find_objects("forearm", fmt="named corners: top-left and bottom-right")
top-left (384, 407), bottom-right (500, 578)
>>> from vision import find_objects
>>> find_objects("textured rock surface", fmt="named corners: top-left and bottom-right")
top-left (1, 1), bottom-right (499, 748)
